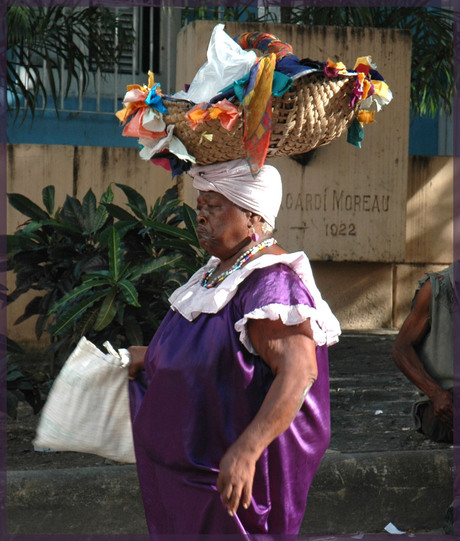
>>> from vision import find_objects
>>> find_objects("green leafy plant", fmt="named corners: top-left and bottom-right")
top-left (7, 183), bottom-right (206, 375)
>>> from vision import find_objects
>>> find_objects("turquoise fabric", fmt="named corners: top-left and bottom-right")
top-left (220, 70), bottom-right (293, 102)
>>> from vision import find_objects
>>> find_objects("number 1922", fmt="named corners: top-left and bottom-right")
top-left (325, 223), bottom-right (357, 236)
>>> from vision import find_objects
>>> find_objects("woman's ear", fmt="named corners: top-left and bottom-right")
top-left (250, 213), bottom-right (263, 225)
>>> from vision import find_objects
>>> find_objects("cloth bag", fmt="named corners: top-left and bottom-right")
top-left (33, 336), bottom-right (136, 463)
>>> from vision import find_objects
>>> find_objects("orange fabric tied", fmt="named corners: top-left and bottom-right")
top-left (357, 110), bottom-right (375, 124)
top-left (242, 53), bottom-right (276, 175)
top-left (115, 87), bottom-right (149, 123)
top-left (116, 71), bottom-right (159, 125)
top-left (122, 108), bottom-right (167, 140)
top-left (186, 100), bottom-right (239, 132)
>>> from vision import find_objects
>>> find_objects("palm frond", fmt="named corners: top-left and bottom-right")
top-left (7, 6), bottom-right (135, 119)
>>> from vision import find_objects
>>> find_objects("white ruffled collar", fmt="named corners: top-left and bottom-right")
top-left (168, 252), bottom-right (339, 337)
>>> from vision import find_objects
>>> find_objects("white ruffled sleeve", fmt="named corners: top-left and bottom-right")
top-left (169, 251), bottom-right (340, 350)
top-left (235, 301), bottom-right (340, 355)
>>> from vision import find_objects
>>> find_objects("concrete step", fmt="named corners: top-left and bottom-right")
top-left (7, 448), bottom-right (452, 536)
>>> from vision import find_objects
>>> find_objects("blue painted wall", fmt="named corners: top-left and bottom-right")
top-left (7, 98), bottom-right (139, 149)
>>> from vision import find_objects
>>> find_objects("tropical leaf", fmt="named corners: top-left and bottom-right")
top-left (42, 185), bottom-right (55, 215)
top-left (50, 290), bottom-right (109, 336)
top-left (82, 189), bottom-right (97, 232)
top-left (7, 181), bottom-right (205, 373)
top-left (6, 337), bottom-right (24, 355)
top-left (128, 254), bottom-right (183, 281)
top-left (7, 193), bottom-right (49, 221)
top-left (6, 234), bottom-right (32, 253)
top-left (152, 198), bottom-right (182, 223)
top-left (182, 204), bottom-right (200, 245)
top-left (117, 262), bottom-right (132, 281)
top-left (117, 279), bottom-right (140, 307)
top-left (14, 295), bottom-right (44, 324)
top-left (61, 195), bottom-right (85, 230)
top-left (100, 184), bottom-right (115, 205)
top-left (94, 288), bottom-right (118, 331)
top-left (106, 226), bottom-right (122, 281)
top-left (79, 254), bottom-right (108, 274)
top-left (35, 313), bottom-right (49, 340)
top-left (113, 221), bottom-right (137, 240)
top-left (92, 205), bottom-right (110, 234)
top-left (49, 278), bottom-right (108, 314)
top-left (115, 183), bottom-right (148, 218)
top-left (12, 248), bottom-right (49, 267)
top-left (7, 6), bottom-right (135, 119)
top-left (23, 219), bottom-right (80, 235)
top-left (142, 219), bottom-right (196, 243)
top-left (82, 270), bottom-right (111, 280)
top-left (104, 203), bottom-right (138, 222)
top-left (77, 306), bottom-right (100, 336)
top-left (99, 220), bottom-right (133, 246)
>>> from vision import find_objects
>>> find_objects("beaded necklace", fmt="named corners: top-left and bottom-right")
top-left (202, 238), bottom-right (277, 289)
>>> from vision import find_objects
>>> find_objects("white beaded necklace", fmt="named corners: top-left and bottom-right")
top-left (201, 238), bottom-right (277, 289)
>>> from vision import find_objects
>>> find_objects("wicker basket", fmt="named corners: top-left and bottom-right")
top-left (163, 72), bottom-right (358, 165)
top-left (162, 31), bottom-right (360, 165)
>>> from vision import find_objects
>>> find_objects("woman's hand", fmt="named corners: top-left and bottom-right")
top-left (217, 441), bottom-right (256, 516)
top-left (128, 346), bottom-right (148, 380)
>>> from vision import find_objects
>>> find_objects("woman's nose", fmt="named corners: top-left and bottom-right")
top-left (196, 210), bottom-right (207, 224)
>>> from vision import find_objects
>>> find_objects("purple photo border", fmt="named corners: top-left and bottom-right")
top-left (453, 0), bottom-right (460, 535)
top-left (1, 0), bottom-right (8, 538)
top-left (1, 0), bottom-right (458, 540)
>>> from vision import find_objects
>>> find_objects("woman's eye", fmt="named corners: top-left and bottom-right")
top-left (197, 203), bottom-right (219, 211)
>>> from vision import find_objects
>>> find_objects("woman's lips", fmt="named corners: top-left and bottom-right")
top-left (196, 226), bottom-right (208, 239)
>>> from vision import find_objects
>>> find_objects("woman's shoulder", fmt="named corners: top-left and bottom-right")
top-left (235, 254), bottom-right (315, 309)
top-left (242, 250), bottom-right (310, 285)
top-left (244, 261), bottom-right (302, 285)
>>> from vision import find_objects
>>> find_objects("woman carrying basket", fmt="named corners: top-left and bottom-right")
top-left (128, 158), bottom-right (340, 535)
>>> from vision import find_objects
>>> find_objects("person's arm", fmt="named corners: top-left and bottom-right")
top-left (127, 345), bottom-right (148, 380)
top-left (392, 279), bottom-right (453, 427)
top-left (216, 317), bottom-right (318, 516)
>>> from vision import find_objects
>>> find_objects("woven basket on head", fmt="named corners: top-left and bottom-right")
top-left (163, 34), bottom-right (360, 165)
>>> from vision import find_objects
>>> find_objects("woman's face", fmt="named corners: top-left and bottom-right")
top-left (196, 191), bottom-right (250, 260)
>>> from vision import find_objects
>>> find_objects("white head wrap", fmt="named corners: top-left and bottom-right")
top-left (187, 159), bottom-right (282, 228)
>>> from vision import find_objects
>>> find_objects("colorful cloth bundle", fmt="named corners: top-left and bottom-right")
top-left (115, 27), bottom-right (392, 177)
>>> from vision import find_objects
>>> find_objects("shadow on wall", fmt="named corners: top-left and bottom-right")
top-left (311, 261), bottom-right (393, 330)
top-left (406, 156), bottom-right (453, 264)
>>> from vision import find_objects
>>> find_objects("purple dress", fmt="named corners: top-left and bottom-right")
top-left (131, 263), bottom-right (331, 535)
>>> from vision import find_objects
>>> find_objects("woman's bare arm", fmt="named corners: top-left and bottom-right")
top-left (216, 317), bottom-right (318, 515)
